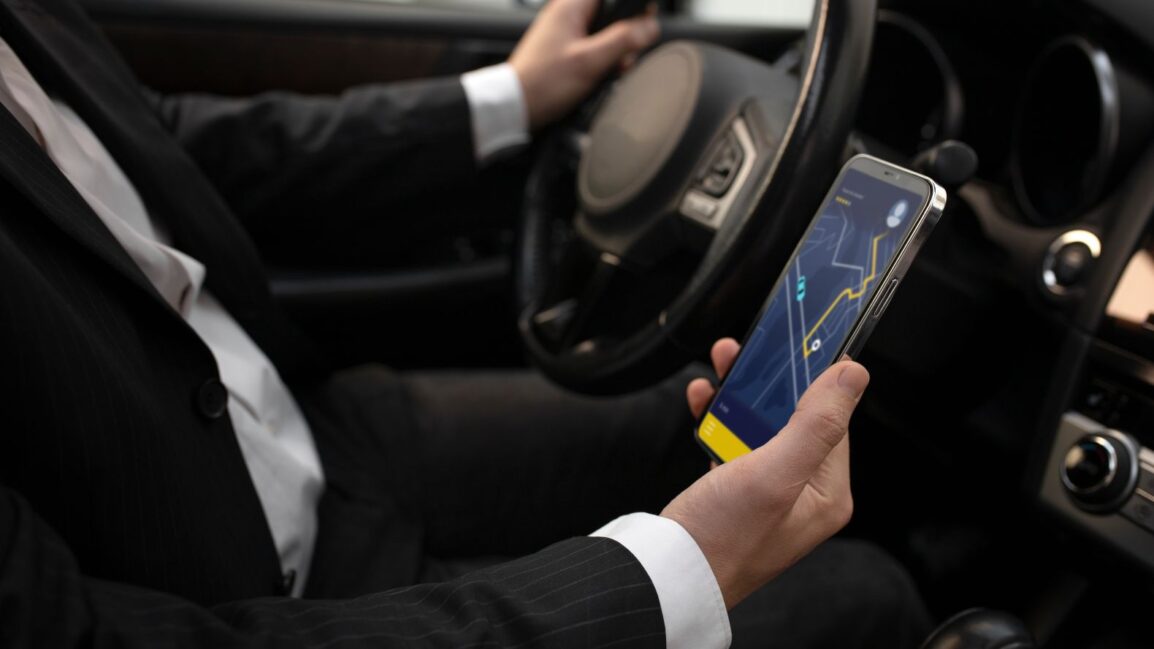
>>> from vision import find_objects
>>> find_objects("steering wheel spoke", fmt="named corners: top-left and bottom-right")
top-left (529, 251), bottom-right (637, 351)
top-left (558, 127), bottom-right (591, 166)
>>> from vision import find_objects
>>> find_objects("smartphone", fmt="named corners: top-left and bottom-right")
top-left (696, 154), bottom-right (947, 463)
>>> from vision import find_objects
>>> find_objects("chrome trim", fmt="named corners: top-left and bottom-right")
top-left (1141, 447), bottom-right (1154, 467)
top-left (1060, 434), bottom-right (1119, 495)
top-left (1042, 229), bottom-right (1102, 295)
top-left (708, 0), bottom-right (827, 238)
top-left (1040, 413), bottom-right (1154, 568)
top-left (1116, 429), bottom-right (1144, 504)
top-left (1058, 427), bottom-right (1141, 512)
top-left (681, 118), bottom-right (759, 229)
top-left (765, 0), bottom-right (827, 188)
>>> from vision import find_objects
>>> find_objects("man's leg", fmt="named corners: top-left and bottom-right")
top-left (391, 366), bottom-right (709, 557)
top-left (387, 367), bottom-right (934, 648)
top-left (301, 362), bottom-right (707, 597)
top-left (728, 540), bottom-right (933, 649)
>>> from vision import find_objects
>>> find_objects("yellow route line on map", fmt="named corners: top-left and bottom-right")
top-left (801, 232), bottom-right (887, 358)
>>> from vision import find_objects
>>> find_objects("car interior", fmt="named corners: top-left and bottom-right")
top-left (79, 0), bottom-right (1154, 646)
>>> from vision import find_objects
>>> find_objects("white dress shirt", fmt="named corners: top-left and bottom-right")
top-left (0, 37), bottom-right (728, 648)
top-left (0, 36), bottom-right (325, 596)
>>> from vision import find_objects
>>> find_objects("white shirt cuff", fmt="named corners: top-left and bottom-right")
top-left (592, 513), bottom-right (731, 649)
top-left (459, 63), bottom-right (530, 164)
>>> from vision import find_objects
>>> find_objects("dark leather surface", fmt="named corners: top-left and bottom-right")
top-left (921, 608), bottom-right (1037, 649)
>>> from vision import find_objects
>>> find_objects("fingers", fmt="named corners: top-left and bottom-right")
top-left (756, 361), bottom-right (868, 488)
top-left (687, 338), bottom-right (739, 418)
top-left (572, 12), bottom-right (659, 74)
top-left (568, 0), bottom-right (601, 26)
top-left (710, 338), bottom-right (740, 379)
top-left (559, 0), bottom-right (660, 33)
top-left (686, 377), bottom-right (715, 419)
top-left (511, 0), bottom-right (659, 130)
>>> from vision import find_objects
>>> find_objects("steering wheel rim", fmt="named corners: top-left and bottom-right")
top-left (517, 0), bottom-right (879, 395)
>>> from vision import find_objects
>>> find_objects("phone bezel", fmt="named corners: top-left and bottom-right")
top-left (695, 154), bottom-right (947, 464)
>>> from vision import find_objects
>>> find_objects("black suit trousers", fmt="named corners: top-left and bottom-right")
top-left (301, 365), bottom-right (933, 648)
top-left (300, 364), bottom-right (707, 597)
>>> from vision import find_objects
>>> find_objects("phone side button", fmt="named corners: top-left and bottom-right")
top-left (871, 278), bottom-right (901, 320)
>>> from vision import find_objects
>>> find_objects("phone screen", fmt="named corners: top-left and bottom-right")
top-left (699, 166), bottom-right (929, 461)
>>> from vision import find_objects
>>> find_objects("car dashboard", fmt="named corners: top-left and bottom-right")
top-left (850, 0), bottom-right (1154, 637)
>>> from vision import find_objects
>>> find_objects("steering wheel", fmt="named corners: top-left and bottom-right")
top-left (517, 0), bottom-right (878, 395)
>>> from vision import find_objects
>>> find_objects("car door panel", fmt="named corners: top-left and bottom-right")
top-left (100, 25), bottom-right (456, 95)
top-left (82, 0), bottom-right (803, 92)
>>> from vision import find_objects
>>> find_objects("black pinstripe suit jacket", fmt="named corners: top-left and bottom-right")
top-left (0, 0), bottom-right (666, 645)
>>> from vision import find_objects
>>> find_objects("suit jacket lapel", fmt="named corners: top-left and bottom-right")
top-left (0, 0), bottom-right (275, 320)
top-left (0, 1), bottom-right (299, 581)
top-left (0, 0), bottom-right (326, 383)
top-left (0, 0), bottom-right (184, 314)
top-left (0, 89), bottom-right (169, 315)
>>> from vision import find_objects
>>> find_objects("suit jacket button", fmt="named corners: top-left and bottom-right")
top-left (195, 379), bottom-right (228, 419)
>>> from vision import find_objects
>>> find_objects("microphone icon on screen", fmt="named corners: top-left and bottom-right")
top-left (886, 200), bottom-right (909, 229)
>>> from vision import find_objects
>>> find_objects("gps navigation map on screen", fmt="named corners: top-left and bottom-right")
top-left (700, 168), bottom-right (925, 457)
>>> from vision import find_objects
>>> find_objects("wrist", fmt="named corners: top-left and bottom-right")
top-left (592, 513), bottom-right (732, 648)
top-left (659, 511), bottom-right (745, 609)
top-left (508, 60), bottom-right (542, 130)
top-left (460, 63), bottom-right (531, 162)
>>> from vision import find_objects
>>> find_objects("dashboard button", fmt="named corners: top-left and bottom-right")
top-left (681, 190), bottom-right (720, 226)
top-left (1139, 464), bottom-right (1154, 497)
top-left (195, 378), bottom-right (228, 420)
top-left (698, 131), bottom-right (744, 197)
top-left (1060, 432), bottom-right (1138, 512)
top-left (1063, 437), bottom-right (1115, 492)
top-left (1053, 242), bottom-right (1093, 286)
top-left (1121, 492), bottom-right (1154, 534)
top-left (1041, 230), bottom-right (1100, 296)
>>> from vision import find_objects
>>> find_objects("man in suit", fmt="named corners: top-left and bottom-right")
top-left (0, 0), bottom-right (931, 646)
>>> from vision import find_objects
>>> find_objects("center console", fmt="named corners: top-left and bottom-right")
top-left (1037, 229), bottom-right (1154, 571)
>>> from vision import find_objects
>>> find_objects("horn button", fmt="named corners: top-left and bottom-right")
top-left (575, 41), bottom-right (798, 267)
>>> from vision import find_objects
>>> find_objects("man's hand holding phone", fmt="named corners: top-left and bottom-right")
top-left (663, 339), bottom-right (869, 609)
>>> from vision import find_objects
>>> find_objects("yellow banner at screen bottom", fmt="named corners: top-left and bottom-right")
top-left (697, 412), bottom-right (753, 463)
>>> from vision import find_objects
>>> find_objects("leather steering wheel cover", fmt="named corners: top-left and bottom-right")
top-left (518, 0), bottom-right (879, 394)
top-left (517, 134), bottom-right (570, 313)
top-left (663, 0), bottom-right (879, 352)
top-left (919, 608), bottom-right (1036, 649)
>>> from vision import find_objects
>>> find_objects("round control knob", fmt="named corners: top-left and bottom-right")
top-left (1061, 432), bottom-right (1138, 512)
top-left (1052, 242), bottom-right (1093, 286)
top-left (1042, 230), bottom-right (1100, 295)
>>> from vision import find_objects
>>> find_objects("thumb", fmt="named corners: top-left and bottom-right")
top-left (756, 361), bottom-right (868, 490)
top-left (571, 14), bottom-right (659, 76)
